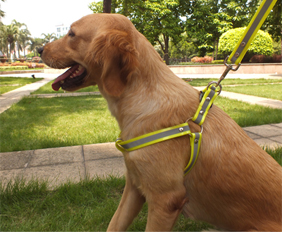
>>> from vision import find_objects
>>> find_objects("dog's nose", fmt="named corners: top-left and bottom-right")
top-left (37, 47), bottom-right (44, 56)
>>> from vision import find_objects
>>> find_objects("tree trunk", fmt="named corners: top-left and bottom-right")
top-left (164, 34), bottom-right (169, 65)
top-left (215, 39), bottom-right (218, 60)
top-left (103, 0), bottom-right (112, 13)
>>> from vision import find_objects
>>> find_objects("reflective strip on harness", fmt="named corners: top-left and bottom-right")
top-left (229, 0), bottom-right (277, 65)
top-left (184, 132), bottom-right (202, 175)
top-left (192, 85), bottom-right (219, 126)
top-left (116, 123), bottom-right (191, 152)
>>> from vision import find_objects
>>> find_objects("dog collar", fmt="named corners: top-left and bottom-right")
top-left (115, 83), bottom-right (220, 175)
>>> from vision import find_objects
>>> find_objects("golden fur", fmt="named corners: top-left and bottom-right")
top-left (40, 14), bottom-right (282, 231)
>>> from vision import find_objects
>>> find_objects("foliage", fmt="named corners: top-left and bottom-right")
top-left (218, 27), bottom-right (273, 62)
top-left (41, 33), bottom-right (57, 45)
top-left (261, 0), bottom-right (281, 42)
top-left (185, 0), bottom-right (232, 58)
top-left (90, 0), bottom-right (186, 65)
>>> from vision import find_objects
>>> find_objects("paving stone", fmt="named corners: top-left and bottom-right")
top-left (0, 150), bottom-right (33, 170)
top-left (23, 162), bottom-right (86, 188)
top-left (83, 143), bottom-right (123, 161)
top-left (0, 168), bottom-right (25, 187)
top-left (85, 157), bottom-right (125, 178)
top-left (244, 125), bottom-right (282, 138)
top-left (253, 138), bottom-right (281, 149)
top-left (29, 146), bottom-right (83, 167)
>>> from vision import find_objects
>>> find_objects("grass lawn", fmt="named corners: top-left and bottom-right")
top-left (1, 146), bottom-right (281, 231)
top-left (0, 77), bottom-right (43, 94)
top-left (224, 84), bottom-right (282, 101)
top-left (33, 78), bottom-right (282, 94)
top-left (32, 81), bottom-right (99, 94)
top-left (0, 95), bottom-right (282, 152)
top-left (184, 78), bottom-right (282, 87)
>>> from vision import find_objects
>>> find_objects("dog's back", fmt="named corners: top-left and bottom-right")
top-left (182, 106), bottom-right (282, 230)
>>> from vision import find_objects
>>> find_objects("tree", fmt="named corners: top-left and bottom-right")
top-left (5, 24), bottom-right (19, 59)
top-left (41, 33), bottom-right (56, 45)
top-left (218, 27), bottom-right (273, 62)
top-left (103, 0), bottom-right (112, 13)
top-left (0, 0), bottom-right (5, 18)
top-left (18, 29), bottom-right (31, 57)
top-left (12, 20), bottom-right (29, 58)
top-left (0, 24), bottom-right (8, 55)
top-left (185, 0), bottom-right (232, 58)
top-left (28, 38), bottom-right (44, 57)
top-left (90, 0), bottom-right (186, 65)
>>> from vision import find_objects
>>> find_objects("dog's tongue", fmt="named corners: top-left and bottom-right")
top-left (52, 64), bottom-right (80, 91)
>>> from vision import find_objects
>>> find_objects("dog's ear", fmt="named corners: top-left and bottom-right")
top-left (93, 30), bottom-right (139, 97)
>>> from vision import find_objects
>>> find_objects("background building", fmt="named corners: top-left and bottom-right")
top-left (55, 24), bottom-right (70, 38)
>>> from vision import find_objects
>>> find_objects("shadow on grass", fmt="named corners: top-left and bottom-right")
top-left (0, 95), bottom-right (119, 152)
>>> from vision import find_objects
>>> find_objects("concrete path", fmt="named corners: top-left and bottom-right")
top-left (0, 72), bottom-right (282, 188)
top-left (1, 123), bottom-right (281, 188)
top-left (0, 74), bottom-right (57, 114)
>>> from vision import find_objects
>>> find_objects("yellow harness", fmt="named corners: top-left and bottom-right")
top-left (116, 83), bottom-right (221, 175)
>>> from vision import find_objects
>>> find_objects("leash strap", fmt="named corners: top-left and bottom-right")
top-left (228, 0), bottom-right (277, 65)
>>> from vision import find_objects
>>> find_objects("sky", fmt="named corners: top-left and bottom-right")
top-left (1, 0), bottom-right (98, 38)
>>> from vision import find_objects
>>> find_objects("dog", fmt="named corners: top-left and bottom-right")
top-left (39, 14), bottom-right (282, 231)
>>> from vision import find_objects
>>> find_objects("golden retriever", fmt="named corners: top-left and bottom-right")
top-left (39, 14), bottom-right (282, 231)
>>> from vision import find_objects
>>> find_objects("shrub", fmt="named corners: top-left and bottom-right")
top-left (250, 54), bottom-right (282, 63)
top-left (218, 27), bottom-right (273, 62)
top-left (191, 56), bottom-right (213, 63)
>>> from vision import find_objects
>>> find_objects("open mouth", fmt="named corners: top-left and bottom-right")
top-left (52, 64), bottom-right (87, 91)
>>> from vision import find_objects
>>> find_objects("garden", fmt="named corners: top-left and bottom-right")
top-left (0, 56), bottom-right (45, 72)
top-left (1, 0), bottom-right (281, 230)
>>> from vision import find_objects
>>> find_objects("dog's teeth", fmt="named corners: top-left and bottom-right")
top-left (60, 80), bottom-right (64, 84)
top-left (70, 75), bottom-right (73, 78)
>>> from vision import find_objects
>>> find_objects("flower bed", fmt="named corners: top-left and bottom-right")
top-left (0, 62), bottom-right (45, 71)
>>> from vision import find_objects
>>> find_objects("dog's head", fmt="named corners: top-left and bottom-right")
top-left (40, 14), bottom-right (139, 97)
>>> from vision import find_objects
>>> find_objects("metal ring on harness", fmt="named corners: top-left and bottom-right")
top-left (186, 117), bottom-right (204, 134)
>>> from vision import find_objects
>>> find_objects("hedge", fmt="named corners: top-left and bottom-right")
top-left (218, 27), bottom-right (273, 61)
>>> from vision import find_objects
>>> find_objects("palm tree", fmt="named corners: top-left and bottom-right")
top-left (28, 38), bottom-right (44, 56)
top-left (12, 20), bottom-right (28, 58)
top-left (41, 33), bottom-right (56, 45)
top-left (18, 29), bottom-right (31, 57)
top-left (0, 24), bottom-right (8, 56)
top-left (5, 24), bottom-right (19, 59)
top-left (0, 0), bottom-right (6, 18)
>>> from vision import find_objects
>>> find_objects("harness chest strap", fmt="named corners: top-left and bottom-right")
top-left (115, 84), bottom-right (219, 175)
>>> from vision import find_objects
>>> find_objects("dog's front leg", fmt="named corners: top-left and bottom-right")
top-left (107, 173), bottom-right (145, 231)
top-left (145, 186), bottom-right (187, 231)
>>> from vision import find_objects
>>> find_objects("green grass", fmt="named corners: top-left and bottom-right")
top-left (0, 176), bottom-right (214, 231)
top-left (0, 95), bottom-right (282, 152)
top-left (184, 78), bottom-right (282, 87)
top-left (33, 78), bottom-right (282, 94)
top-left (0, 77), bottom-right (43, 94)
top-left (1, 146), bottom-right (281, 231)
top-left (0, 95), bottom-right (119, 152)
top-left (224, 84), bottom-right (282, 100)
top-left (32, 81), bottom-right (99, 94)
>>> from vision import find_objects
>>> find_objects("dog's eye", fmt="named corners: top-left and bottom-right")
top-left (68, 30), bottom-right (75, 37)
